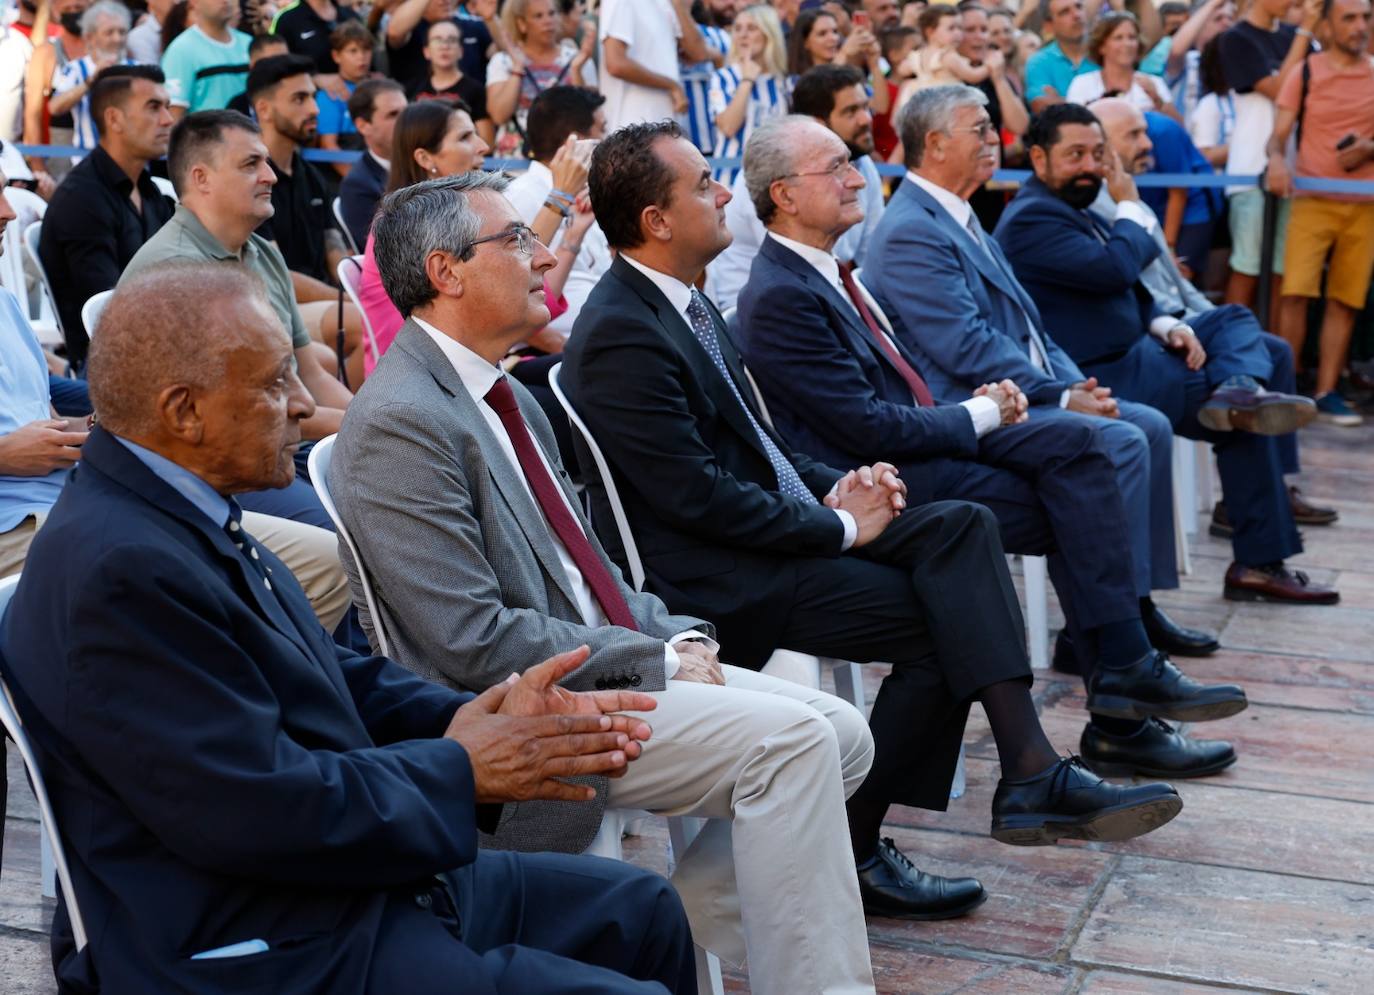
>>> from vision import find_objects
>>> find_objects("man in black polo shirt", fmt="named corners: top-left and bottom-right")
top-left (39, 65), bottom-right (176, 369)
top-left (269, 0), bottom-right (364, 74)
top-left (248, 53), bottom-right (344, 284)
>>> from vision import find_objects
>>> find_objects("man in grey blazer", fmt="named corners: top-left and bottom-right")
top-left (330, 172), bottom-right (880, 995)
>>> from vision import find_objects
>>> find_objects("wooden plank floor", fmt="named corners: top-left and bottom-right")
top-left (3, 420), bottom-right (1372, 993)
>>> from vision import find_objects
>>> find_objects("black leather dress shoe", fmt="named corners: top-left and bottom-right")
top-left (857, 838), bottom-right (987, 920)
top-left (1080, 717), bottom-right (1237, 778)
top-left (1141, 601), bottom-right (1219, 657)
top-left (1052, 629), bottom-right (1081, 676)
top-left (991, 757), bottom-right (1181, 845)
top-left (1087, 650), bottom-right (1248, 723)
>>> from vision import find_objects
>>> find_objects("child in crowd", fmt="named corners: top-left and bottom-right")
top-left (316, 21), bottom-right (374, 177)
top-left (407, 17), bottom-right (493, 144)
top-left (896, 4), bottom-right (990, 110)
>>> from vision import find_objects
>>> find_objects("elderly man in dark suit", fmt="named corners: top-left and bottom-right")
top-left (562, 120), bottom-right (1185, 922)
top-left (329, 173), bottom-right (879, 995)
top-left (0, 264), bottom-right (695, 995)
top-left (735, 113), bottom-right (1244, 785)
top-left (996, 102), bottom-right (1336, 605)
top-left (864, 84), bottom-right (1218, 665)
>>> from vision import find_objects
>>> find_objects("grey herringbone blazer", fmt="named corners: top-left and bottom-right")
top-left (330, 320), bottom-right (709, 853)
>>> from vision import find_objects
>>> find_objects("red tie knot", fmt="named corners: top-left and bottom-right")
top-left (484, 376), bottom-right (520, 415)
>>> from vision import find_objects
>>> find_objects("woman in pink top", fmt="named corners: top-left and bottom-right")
top-left (358, 98), bottom-right (594, 376)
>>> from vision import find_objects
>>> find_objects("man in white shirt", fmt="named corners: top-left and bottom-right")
top-left (710, 64), bottom-right (884, 311)
top-left (330, 170), bottom-right (881, 995)
top-left (737, 113), bottom-right (1244, 810)
top-left (599, 0), bottom-right (709, 132)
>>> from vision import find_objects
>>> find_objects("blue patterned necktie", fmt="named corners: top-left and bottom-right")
top-left (684, 290), bottom-right (817, 504)
top-left (225, 497), bottom-right (275, 592)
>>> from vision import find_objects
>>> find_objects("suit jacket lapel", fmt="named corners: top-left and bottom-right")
top-left (898, 179), bottom-right (1027, 305)
top-left (392, 323), bottom-right (584, 612)
top-left (610, 257), bottom-right (775, 463)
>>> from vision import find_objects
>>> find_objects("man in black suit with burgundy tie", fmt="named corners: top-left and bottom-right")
top-left (734, 115), bottom-right (1247, 791)
top-left (562, 120), bottom-right (1190, 923)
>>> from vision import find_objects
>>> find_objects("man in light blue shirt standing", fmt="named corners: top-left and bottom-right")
top-left (1024, 0), bottom-right (1099, 111)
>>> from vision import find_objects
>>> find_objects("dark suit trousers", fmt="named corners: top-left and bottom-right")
top-left (365, 850), bottom-right (696, 994)
top-left (774, 500), bottom-right (1030, 811)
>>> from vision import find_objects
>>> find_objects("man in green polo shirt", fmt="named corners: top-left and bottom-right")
top-left (122, 110), bottom-right (352, 444)
top-left (1024, 0), bottom-right (1099, 111)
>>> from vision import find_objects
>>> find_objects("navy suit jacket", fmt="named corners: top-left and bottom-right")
top-left (864, 177), bottom-right (1084, 407)
top-left (737, 235), bottom-right (978, 503)
top-left (0, 428), bottom-right (489, 994)
top-left (993, 177), bottom-right (1165, 366)
top-left (338, 152), bottom-right (388, 250)
top-left (563, 255), bottom-right (845, 669)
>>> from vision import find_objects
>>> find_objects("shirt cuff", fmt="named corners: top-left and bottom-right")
top-left (1058, 388), bottom-right (1071, 409)
top-left (959, 395), bottom-right (1001, 437)
top-left (664, 631), bottom-right (719, 680)
top-left (1149, 316), bottom-right (1188, 341)
top-left (1115, 199), bottom-right (1158, 234)
top-left (835, 509), bottom-right (858, 551)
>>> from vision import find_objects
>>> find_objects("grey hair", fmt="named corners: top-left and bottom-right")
top-left (81, 0), bottom-right (131, 37)
top-left (371, 171), bottom-right (512, 318)
top-left (88, 264), bottom-right (277, 436)
top-left (743, 114), bottom-right (827, 225)
top-left (898, 85), bottom-right (988, 168)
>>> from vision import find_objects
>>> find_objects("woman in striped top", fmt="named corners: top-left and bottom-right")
top-left (708, 4), bottom-right (788, 183)
top-left (681, 17), bottom-right (731, 154)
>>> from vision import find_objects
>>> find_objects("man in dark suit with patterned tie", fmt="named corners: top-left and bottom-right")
top-left (0, 264), bottom-right (696, 995)
top-left (734, 115), bottom-right (1245, 799)
top-left (562, 120), bottom-right (1187, 923)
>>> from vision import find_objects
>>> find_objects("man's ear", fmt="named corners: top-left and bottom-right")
top-left (424, 249), bottom-right (465, 300)
top-left (641, 204), bottom-right (671, 244)
top-left (1028, 144), bottom-right (1048, 178)
top-left (155, 384), bottom-right (205, 445)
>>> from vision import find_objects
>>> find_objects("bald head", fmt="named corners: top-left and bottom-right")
top-left (89, 265), bottom-right (313, 494)
top-left (1091, 98), bottom-right (1153, 174)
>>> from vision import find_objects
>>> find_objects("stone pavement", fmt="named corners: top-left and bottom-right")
top-left (2, 420), bottom-right (1372, 993)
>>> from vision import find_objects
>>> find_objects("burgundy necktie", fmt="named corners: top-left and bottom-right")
top-left (836, 265), bottom-right (936, 407)
top-left (484, 376), bottom-right (639, 631)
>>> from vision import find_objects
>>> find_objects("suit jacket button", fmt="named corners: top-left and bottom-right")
top-left (415, 892), bottom-right (432, 910)
top-left (630, 674), bottom-right (642, 687)
top-left (595, 678), bottom-right (606, 690)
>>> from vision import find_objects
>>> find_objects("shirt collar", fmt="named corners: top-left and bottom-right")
top-left (907, 170), bottom-right (974, 229)
top-left (412, 315), bottom-right (505, 404)
top-left (368, 150), bottom-right (390, 171)
top-left (767, 231), bottom-right (841, 287)
top-left (171, 204), bottom-right (253, 263)
top-left (621, 253), bottom-right (694, 320)
top-left (113, 435), bottom-right (231, 528)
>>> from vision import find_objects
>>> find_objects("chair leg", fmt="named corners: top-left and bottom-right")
top-left (1023, 555), bottom-right (1050, 671)
top-left (1171, 438), bottom-right (1194, 576)
top-left (40, 825), bottom-right (56, 899)
top-left (666, 816), bottom-right (725, 995)
top-left (829, 659), bottom-right (865, 711)
top-left (950, 744), bottom-right (967, 800)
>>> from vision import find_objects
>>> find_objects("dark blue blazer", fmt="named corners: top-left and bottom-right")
top-left (993, 177), bottom-right (1165, 366)
top-left (864, 177), bottom-right (1084, 407)
top-left (994, 177), bottom-right (1199, 422)
top-left (736, 235), bottom-right (977, 503)
top-left (0, 428), bottom-right (487, 994)
top-left (338, 152), bottom-right (388, 250)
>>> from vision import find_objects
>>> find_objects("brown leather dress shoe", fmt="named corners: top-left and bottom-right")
top-left (1288, 486), bottom-right (1338, 526)
top-left (1197, 382), bottom-right (1317, 435)
top-left (1224, 562), bottom-right (1340, 604)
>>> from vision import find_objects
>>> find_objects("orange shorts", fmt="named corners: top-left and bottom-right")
top-left (1281, 196), bottom-right (1374, 309)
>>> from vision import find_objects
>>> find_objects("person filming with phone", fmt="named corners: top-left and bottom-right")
top-left (1266, 0), bottom-right (1374, 426)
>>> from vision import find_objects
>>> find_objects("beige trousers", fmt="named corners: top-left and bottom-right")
top-left (0, 512), bottom-right (349, 631)
top-left (606, 664), bottom-right (877, 995)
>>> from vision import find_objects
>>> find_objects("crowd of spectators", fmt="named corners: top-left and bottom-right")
top-left (0, 0), bottom-right (1370, 992)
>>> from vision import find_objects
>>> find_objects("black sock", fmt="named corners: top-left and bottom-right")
top-left (845, 794), bottom-right (887, 865)
top-left (980, 678), bottom-right (1059, 780)
top-left (1095, 618), bottom-right (1153, 670)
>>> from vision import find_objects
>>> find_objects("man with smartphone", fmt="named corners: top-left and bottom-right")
top-left (1266, 0), bottom-right (1374, 426)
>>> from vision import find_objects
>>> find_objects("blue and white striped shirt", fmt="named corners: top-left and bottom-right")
top-left (680, 24), bottom-right (730, 153)
top-left (52, 56), bottom-right (139, 151)
top-left (708, 67), bottom-right (788, 183)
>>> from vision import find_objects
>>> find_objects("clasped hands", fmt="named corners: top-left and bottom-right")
top-left (445, 646), bottom-right (656, 805)
top-left (824, 462), bottom-right (907, 547)
top-left (974, 378), bottom-right (1029, 426)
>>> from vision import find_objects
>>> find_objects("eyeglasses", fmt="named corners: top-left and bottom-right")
top-left (784, 155), bottom-right (857, 182)
top-left (946, 121), bottom-right (999, 139)
top-left (463, 224), bottom-right (540, 259)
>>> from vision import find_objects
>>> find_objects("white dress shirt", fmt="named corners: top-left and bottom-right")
top-left (766, 232), bottom-right (1001, 437)
top-left (413, 317), bottom-right (708, 672)
top-left (620, 253), bottom-right (859, 549)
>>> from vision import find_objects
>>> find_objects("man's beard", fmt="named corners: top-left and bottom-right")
top-left (1053, 171), bottom-right (1103, 209)
top-left (845, 130), bottom-right (874, 161)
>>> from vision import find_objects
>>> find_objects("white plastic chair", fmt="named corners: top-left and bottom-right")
top-left (0, 575), bottom-right (89, 951)
top-left (151, 175), bottom-right (178, 202)
top-left (336, 254), bottom-right (380, 366)
top-left (81, 289), bottom-right (114, 342)
top-left (332, 196), bottom-right (359, 254)
top-left (22, 220), bottom-right (65, 346)
top-left (0, 189), bottom-right (60, 347)
top-left (308, 436), bottom-right (725, 994)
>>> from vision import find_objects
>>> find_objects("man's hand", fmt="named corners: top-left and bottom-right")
top-left (827, 464), bottom-right (906, 546)
top-left (1105, 147), bottom-right (1139, 203)
top-left (494, 646), bottom-right (656, 741)
top-left (1066, 377), bottom-right (1119, 418)
top-left (1166, 326), bottom-right (1207, 370)
top-left (1265, 152), bottom-right (1294, 197)
top-left (985, 49), bottom-right (1006, 78)
top-left (669, 83), bottom-right (689, 114)
top-left (313, 73), bottom-right (350, 101)
top-left (1337, 137), bottom-right (1374, 173)
top-left (0, 419), bottom-right (87, 475)
top-left (974, 379), bottom-right (1028, 425)
top-left (672, 640), bottom-right (724, 685)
